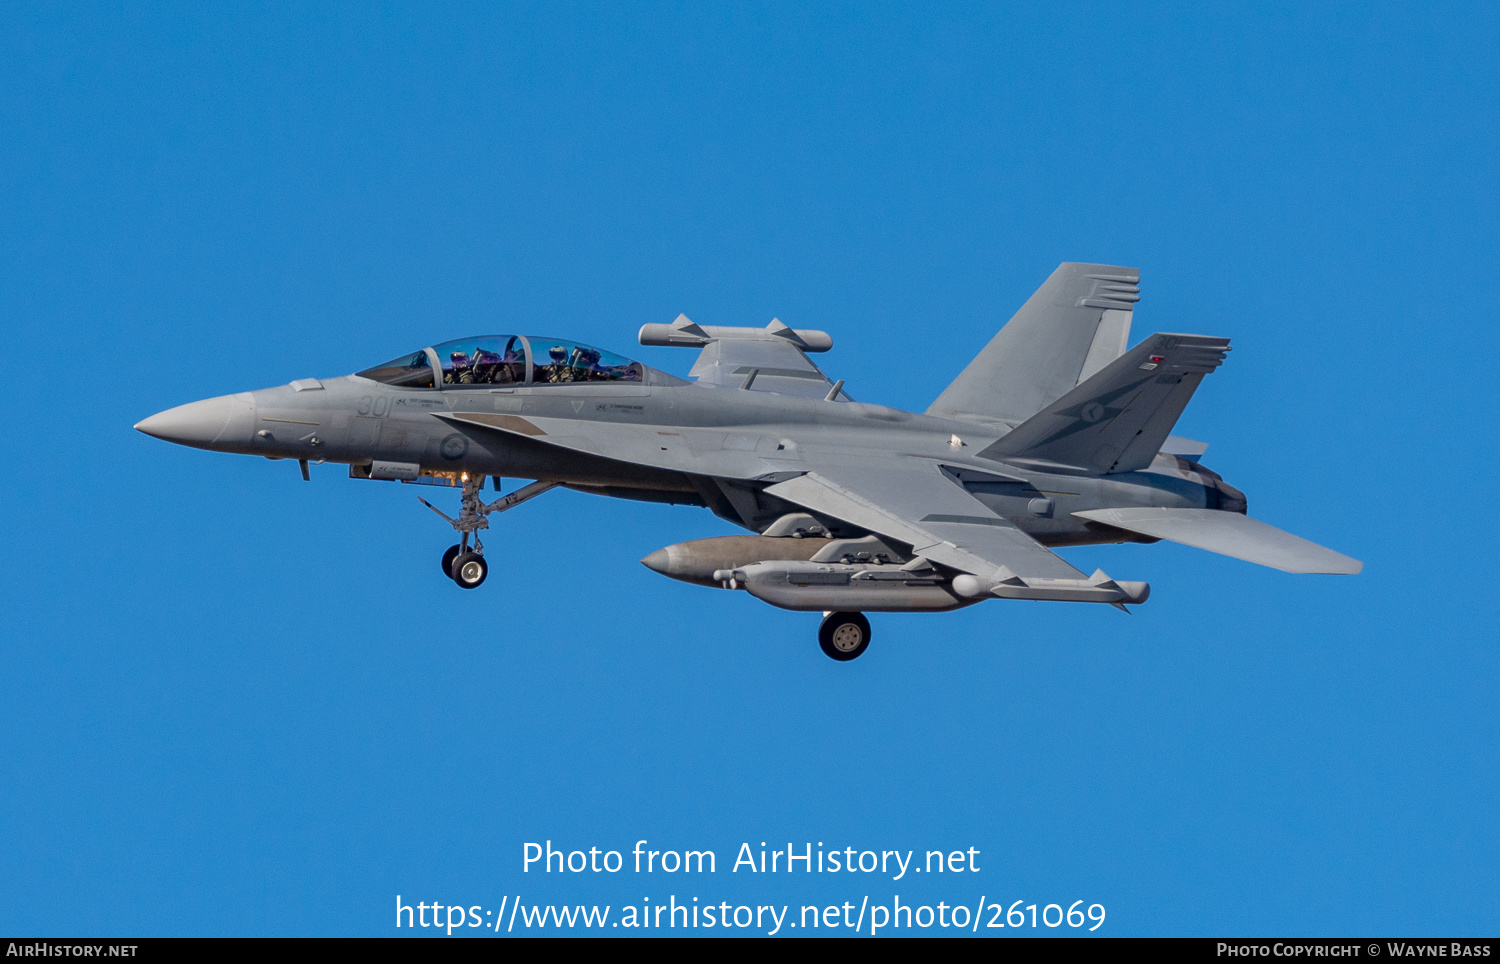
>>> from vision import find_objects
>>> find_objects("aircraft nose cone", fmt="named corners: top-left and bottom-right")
top-left (135, 393), bottom-right (256, 451)
top-left (641, 547), bottom-right (673, 575)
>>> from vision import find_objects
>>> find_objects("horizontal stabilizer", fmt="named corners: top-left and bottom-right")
top-left (1072, 508), bottom-right (1363, 574)
top-left (981, 333), bottom-right (1230, 474)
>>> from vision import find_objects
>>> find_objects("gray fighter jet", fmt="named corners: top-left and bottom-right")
top-left (136, 263), bottom-right (1360, 660)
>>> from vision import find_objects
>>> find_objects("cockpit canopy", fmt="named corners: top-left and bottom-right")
top-left (357, 335), bottom-right (645, 388)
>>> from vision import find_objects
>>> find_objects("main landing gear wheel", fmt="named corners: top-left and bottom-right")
top-left (441, 544), bottom-right (462, 579)
top-left (451, 551), bottom-right (488, 589)
top-left (819, 612), bottom-right (871, 661)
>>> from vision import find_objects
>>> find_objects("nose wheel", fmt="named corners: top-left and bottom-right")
top-left (451, 552), bottom-right (487, 588)
top-left (420, 476), bottom-right (560, 589)
top-left (819, 612), bottom-right (871, 661)
top-left (440, 542), bottom-right (486, 588)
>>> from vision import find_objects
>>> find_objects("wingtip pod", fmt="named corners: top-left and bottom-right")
top-left (639, 317), bottom-right (833, 352)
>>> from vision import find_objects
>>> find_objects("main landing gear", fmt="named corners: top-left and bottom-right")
top-left (819, 611), bottom-right (871, 661)
top-left (420, 476), bottom-right (559, 589)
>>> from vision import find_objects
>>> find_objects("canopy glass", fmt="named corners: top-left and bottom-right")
top-left (355, 350), bottom-right (436, 388)
top-left (357, 336), bottom-right (644, 387)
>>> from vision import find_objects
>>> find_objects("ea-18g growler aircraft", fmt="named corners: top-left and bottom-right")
top-left (136, 263), bottom-right (1360, 660)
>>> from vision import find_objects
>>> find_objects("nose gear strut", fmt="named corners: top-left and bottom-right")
top-left (419, 477), bottom-right (560, 587)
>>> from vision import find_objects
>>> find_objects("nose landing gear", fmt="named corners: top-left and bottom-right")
top-left (452, 552), bottom-right (488, 588)
top-left (420, 476), bottom-right (559, 589)
top-left (441, 543), bottom-right (462, 578)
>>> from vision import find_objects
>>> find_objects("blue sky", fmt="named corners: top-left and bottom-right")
top-left (2, 2), bottom-right (1496, 937)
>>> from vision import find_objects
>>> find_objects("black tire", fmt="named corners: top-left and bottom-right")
top-left (818, 612), bottom-right (871, 661)
top-left (441, 544), bottom-right (462, 579)
top-left (452, 551), bottom-right (487, 589)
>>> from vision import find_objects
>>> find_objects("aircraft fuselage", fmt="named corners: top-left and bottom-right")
top-left (136, 369), bottom-right (1242, 548)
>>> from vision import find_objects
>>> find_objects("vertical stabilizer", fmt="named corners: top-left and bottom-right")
top-left (980, 333), bottom-right (1231, 475)
top-left (927, 263), bottom-right (1140, 428)
top-left (1078, 308), bottom-right (1133, 384)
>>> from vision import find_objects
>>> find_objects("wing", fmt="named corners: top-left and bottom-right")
top-left (762, 461), bottom-right (1086, 580)
top-left (763, 462), bottom-right (1150, 604)
top-left (688, 337), bottom-right (841, 399)
top-left (1073, 508), bottom-right (1362, 574)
